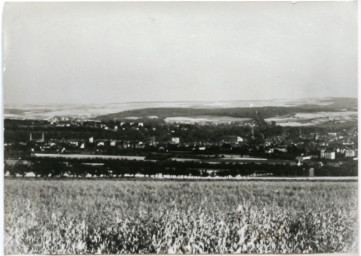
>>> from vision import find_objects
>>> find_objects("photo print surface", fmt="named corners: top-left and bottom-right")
top-left (3, 1), bottom-right (358, 254)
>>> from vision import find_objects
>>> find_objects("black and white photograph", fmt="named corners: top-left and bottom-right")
top-left (2, 1), bottom-right (358, 254)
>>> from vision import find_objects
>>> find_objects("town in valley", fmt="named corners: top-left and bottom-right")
top-left (4, 98), bottom-right (358, 178)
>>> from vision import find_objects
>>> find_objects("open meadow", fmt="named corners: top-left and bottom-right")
top-left (4, 179), bottom-right (358, 254)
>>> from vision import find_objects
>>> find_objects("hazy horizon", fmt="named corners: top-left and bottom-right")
top-left (4, 2), bottom-right (357, 105)
top-left (4, 96), bottom-right (356, 108)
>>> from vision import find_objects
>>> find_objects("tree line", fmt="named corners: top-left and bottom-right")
top-left (4, 158), bottom-right (357, 178)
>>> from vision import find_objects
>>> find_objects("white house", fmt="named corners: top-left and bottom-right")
top-left (323, 151), bottom-right (335, 160)
top-left (171, 137), bottom-right (180, 144)
top-left (345, 149), bottom-right (356, 157)
top-left (237, 136), bottom-right (243, 143)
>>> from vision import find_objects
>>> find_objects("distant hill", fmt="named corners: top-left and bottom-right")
top-left (4, 97), bottom-right (357, 120)
top-left (96, 98), bottom-right (357, 121)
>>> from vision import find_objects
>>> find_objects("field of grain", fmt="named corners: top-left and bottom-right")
top-left (164, 116), bottom-right (252, 124)
top-left (265, 111), bottom-right (358, 127)
top-left (4, 179), bottom-right (358, 254)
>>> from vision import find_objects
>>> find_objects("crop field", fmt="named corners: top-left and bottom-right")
top-left (265, 111), bottom-right (358, 127)
top-left (164, 116), bottom-right (252, 124)
top-left (4, 179), bottom-right (358, 254)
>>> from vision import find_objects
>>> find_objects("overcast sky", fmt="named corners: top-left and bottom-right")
top-left (3, 1), bottom-right (357, 105)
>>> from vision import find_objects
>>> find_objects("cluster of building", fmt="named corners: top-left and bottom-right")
top-left (4, 118), bottom-right (357, 167)
top-left (21, 127), bottom-right (357, 161)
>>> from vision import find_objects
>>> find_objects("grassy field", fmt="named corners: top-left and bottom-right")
top-left (4, 179), bottom-right (358, 254)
